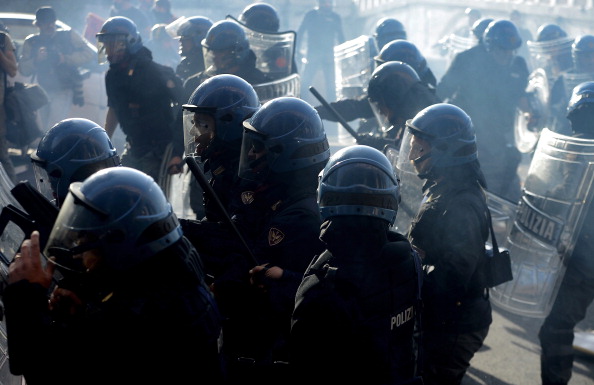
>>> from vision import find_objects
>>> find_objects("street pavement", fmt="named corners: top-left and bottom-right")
top-left (461, 300), bottom-right (594, 385)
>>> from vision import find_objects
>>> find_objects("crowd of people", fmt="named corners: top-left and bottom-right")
top-left (0, 1), bottom-right (593, 385)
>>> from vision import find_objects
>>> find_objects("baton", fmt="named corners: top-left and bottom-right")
top-left (309, 86), bottom-right (361, 142)
top-left (184, 156), bottom-right (259, 266)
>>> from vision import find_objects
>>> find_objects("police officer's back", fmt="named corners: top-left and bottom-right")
top-left (291, 145), bottom-right (423, 385)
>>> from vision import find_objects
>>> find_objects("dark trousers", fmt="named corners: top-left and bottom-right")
top-left (421, 326), bottom-right (489, 385)
top-left (539, 261), bottom-right (594, 385)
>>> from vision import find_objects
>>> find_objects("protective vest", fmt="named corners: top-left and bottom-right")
top-left (297, 239), bottom-right (423, 384)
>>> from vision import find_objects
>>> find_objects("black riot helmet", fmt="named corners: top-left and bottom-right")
top-left (567, 81), bottom-right (594, 135)
top-left (44, 167), bottom-right (182, 273)
top-left (202, 19), bottom-right (250, 71)
top-left (177, 16), bottom-right (213, 47)
top-left (483, 19), bottom-right (522, 52)
top-left (374, 39), bottom-right (428, 79)
top-left (536, 23), bottom-right (568, 42)
top-left (472, 17), bottom-right (494, 42)
top-left (238, 2), bottom-right (280, 33)
top-left (240, 97), bottom-right (330, 182)
top-left (96, 16), bottom-right (143, 64)
top-left (572, 35), bottom-right (594, 73)
top-left (367, 61), bottom-right (420, 130)
top-left (31, 118), bottom-right (120, 207)
top-left (405, 103), bottom-right (478, 169)
top-left (373, 17), bottom-right (407, 50)
top-left (182, 74), bottom-right (260, 158)
top-left (318, 145), bottom-right (400, 225)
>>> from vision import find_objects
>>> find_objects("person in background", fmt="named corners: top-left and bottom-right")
top-left (437, 19), bottom-right (529, 203)
top-left (0, 23), bottom-right (18, 183)
top-left (109, 0), bottom-right (151, 40)
top-left (3, 167), bottom-right (225, 385)
top-left (152, 0), bottom-right (177, 25)
top-left (404, 103), bottom-right (491, 385)
top-left (509, 9), bottom-right (533, 66)
top-left (175, 16), bottom-right (213, 82)
top-left (296, 0), bottom-right (345, 104)
top-left (373, 17), bottom-right (407, 51)
top-left (19, 6), bottom-right (95, 132)
top-left (96, 16), bottom-right (183, 185)
top-left (291, 144), bottom-right (423, 385)
top-left (145, 23), bottom-right (180, 69)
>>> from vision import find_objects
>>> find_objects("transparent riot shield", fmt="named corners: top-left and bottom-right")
top-left (526, 37), bottom-right (573, 80)
top-left (252, 73), bottom-right (301, 103)
top-left (562, 71), bottom-right (594, 101)
top-left (333, 35), bottom-right (376, 145)
top-left (227, 16), bottom-right (296, 80)
top-left (514, 68), bottom-right (550, 154)
top-left (446, 34), bottom-right (476, 62)
top-left (490, 128), bottom-right (594, 318)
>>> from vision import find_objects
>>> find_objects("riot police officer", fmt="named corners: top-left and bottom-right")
top-left (185, 97), bottom-right (329, 385)
top-left (4, 167), bottom-right (225, 385)
top-left (181, 19), bottom-right (271, 219)
top-left (181, 74), bottom-right (260, 223)
top-left (183, 19), bottom-right (271, 103)
top-left (30, 118), bottom-right (120, 207)
top-left (238, 2), bottom-right (280, 33)
top-left (549, 34), bottom-right (594, 134)
top-left (96, 16), bottom-right (184, 185)
top-left (539, 81), bottom-right (594, 385)
top-left (437, 19), bottom-right (529, 203)
top-left (403, 103), bottom-right (491, 385)
top-left (375, 39), bottom-right (438, 90)
top-left (315, 60), bottom-right (440, 151)
top-left (373, 17), bottom-right (407, 51)
top-left (175, 16), bottom-right (213, 82)
top-left (291, 144), bottom-right (423, 385)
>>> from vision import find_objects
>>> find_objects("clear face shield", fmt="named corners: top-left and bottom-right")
top-left (238, 126), bottom-right (270, 182)
top-left (97, 34), bottom-right (128, 64)
top-left (182, 109), bottom-right (216, 158)
top-left (44, 192), bottom-right (104, 275)
top-left (369, 98), bottom-right (391, 133)
top-left (397, 128), bottom-right (432, 177)
top-left (31, 160), bottom-right (60, 205)
top-left (203, 46), bottom-right (237, 72)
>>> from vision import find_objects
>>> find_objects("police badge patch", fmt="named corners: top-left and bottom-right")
top-left (241, 191), bottom-right (255, 204)
top-left (268, 227), bottom-right (284, 246)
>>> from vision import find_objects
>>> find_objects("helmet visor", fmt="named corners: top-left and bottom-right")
top-left (182, 109), bottom-right (215, 157)
top-left (97, 34), bottom-right (128, 64)
top-left (239, 127), bottom-right (269, 181)
top-left (31, 160), bottom-right (59, 205)
top-left (324, 162), bottom-right (395, 190)
top-left (369, 98), bottom-right (391, 133)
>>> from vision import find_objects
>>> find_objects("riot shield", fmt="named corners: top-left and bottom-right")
top-left (446, 34), bottom-right (476, 62)
top-left (0, 164), bottom-right (25, 385)
top-left (227, 16), bottom-right (296, 80)
top-left (252, 73), bottom-right (301, 103)
top-left (514, 68), bottom-right (550, 154)
top-left (562, 71), bottom-right (594, 101)
top-left (490, 128), bottom-right (594, 318)
top-left (333, 35), bottom-right (376, 144)
top-left (526, 37), bottom-right (573, 79)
